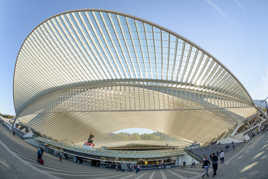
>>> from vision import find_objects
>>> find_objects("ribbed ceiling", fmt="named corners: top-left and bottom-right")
top-left (14, 9), bottom-right (254, 114)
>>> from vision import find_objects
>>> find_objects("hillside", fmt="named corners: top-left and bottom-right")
top-left (0, 113), bottom-right (14, 119)
top-left (109, 131), bottom-right (178, 141)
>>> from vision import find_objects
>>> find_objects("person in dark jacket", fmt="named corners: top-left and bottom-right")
top-left (37, 148), bottom-right (44, 165)
top-left (211, 153), bottom-right (218, 177)
top-left (135, 165), bottom-right (140, 173)
top-left (202, 157), bottom-right (210, 178)
top-left (232, 142), bottom-right (235, 151)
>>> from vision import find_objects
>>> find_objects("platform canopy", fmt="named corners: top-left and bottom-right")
top-left (14, 9), bottom-right (257, 145)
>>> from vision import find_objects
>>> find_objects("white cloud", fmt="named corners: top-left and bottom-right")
top-left (204, 0), bottom-right (227, 18)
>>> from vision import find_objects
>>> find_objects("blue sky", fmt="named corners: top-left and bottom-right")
top-left (1, 0), bottom-right (268, 115)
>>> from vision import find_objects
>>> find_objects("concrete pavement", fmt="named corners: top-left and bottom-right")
top-left (1, 123), bottom-right (268, 179)
top-left (211, 133), bottom-right (268, 179)
top-left (0, 124), bottom-right (203, 179)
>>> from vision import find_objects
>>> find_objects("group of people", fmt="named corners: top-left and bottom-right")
top-left (202, 150), bottom-right (225, 178)
top-left (37, 147), bottom-right (65, 165)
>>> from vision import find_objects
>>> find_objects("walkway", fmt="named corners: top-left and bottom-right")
top-left (1, 123), bottom-right (268, 179)
top-left (213, 133), bottom-right (268, 179)
top-left (0, 124), bottom-right (202, 179)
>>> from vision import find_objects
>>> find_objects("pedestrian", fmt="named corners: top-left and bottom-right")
top-left (37, 148), bottom-right (44, 165)
top-left (135, 165), bottom-right (140, 173)
top-left (211, 153), bottom-right (218, 177)
top-left (191, 161), bottom-right (196, 168)
top-left (232, 142), bottom-right (235, 151)
top-left (219, 150), bottom-right (224, 164)
top-left (202, 157), bottom-right (210, 178)
top-left (58, 151), bottom-right (63, 161)
top-left (37, 148), bottom-right (41, 161)
top-left (73, 156), bottom-right (77, 163)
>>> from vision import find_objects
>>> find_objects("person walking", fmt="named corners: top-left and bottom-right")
top-left (135, 165), bottom-right (140, 173)
top-left (211, 153), bottom-right (218, 177)
top-left (219, 150), bottom-right (224, 164)
top-left (232, 142), bottom-right (235, 151)
top-left (183, 161), bottom-right (186, 167)
top-left (73, 156), bottom-right (77, 163)
top-left (37, 148), bottom-right (41, 161)
top-left (37, 148), bottom-right (44, 165)
top-left (202, 157), bottom-right (210, 178)
top-left (58, 151), bottom-right (63, 161)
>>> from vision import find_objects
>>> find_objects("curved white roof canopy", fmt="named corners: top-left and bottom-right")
top-left (14, 9), bottom-right (255, 117)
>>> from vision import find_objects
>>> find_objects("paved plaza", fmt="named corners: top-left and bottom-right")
top-left (0, 124), bottom-right (268, 179)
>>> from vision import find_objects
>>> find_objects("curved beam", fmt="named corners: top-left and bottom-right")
top-left (13, 9), bottom-right (255, 116)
